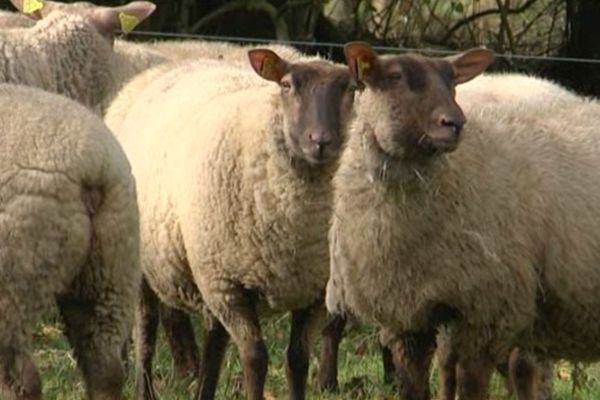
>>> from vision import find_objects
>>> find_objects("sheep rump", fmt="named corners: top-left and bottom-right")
top-left (0, 83), bottom-right (140, 399)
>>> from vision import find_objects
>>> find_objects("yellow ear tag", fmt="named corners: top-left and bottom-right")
top-left (23, 0), bottom-right (44, 14)
top-left (357, 58), bottom-right (371, 81)
top-left (118, 12), bottom-right (140, 34)
top-left (261, 56), bottom-right (277, 79)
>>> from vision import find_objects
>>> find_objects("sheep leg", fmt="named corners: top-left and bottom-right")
top-left (160, 304), bottom-right (200, 378)
top-left (134, 279), bottom-right (160, 400)
top-left (388, 330), bottom-right (436, 400)
top-left (508, 348), bottom-right (538, 400)
top-left (196, 314), bottom-right (230, 400)
top-left (437, 337), bottom-right (459, 400)
top-left (57, 296), bottom-right (126, 400)
top-left (209, 296), bottom-right (268, 400)
top-left (380, 342), bottom-right (396, 385)
top-left (455, 356), bottom-right (494, 400)
top-left (317, 314), bottom-right (347, 392)
top-left (536, 361), bottom-right (553, 400)
top-left (58, 191), bottom-right (139, 400)
top-left (286, 303), bottom-right (325, 400)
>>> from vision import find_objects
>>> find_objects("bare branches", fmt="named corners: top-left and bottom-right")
top-left (441, 0), bottom-right (538, 43)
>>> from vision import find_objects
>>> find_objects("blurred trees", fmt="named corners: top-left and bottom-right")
top-left (1, 0), bottom-right (599, 94)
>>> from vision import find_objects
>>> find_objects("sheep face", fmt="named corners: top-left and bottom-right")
top-left (249, 49), bottom-right (355, 165)
top-left (344, 42), bottom-right (493, 159)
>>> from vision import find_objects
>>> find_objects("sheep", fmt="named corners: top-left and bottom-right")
top-left (326, 41), bottom-right (600, 400)
top-left (105, 49), bottom-right (355, 400)
top-left (0, 83), bottom-right (140, 400)
top-left (4, 0), bottom-right (161, 113)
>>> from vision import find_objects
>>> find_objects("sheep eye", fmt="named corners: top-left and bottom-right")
top-left (280, 80), bottom-right (292, 91)
top-left (388, 72), bottom-right (403, 81)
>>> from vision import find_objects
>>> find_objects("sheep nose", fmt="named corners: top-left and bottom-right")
top-left (309, 131), bottom-right (332, 146)
top-left (440, 115), bottom-right (464, 138)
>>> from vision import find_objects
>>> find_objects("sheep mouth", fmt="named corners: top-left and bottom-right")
top-left (417, 130), bottom-right (460, 154)
top-left (303, 145), bottom-right (338, 165)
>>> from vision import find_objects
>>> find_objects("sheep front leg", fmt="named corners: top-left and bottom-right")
top-left (286, 302), bottom-right (325, 400)
top-left (196, 314), bottom-right (230, 400)
top-left (317, 314), bottom-right (347, 392)
top-left (455, 356), bottom-right (494, 400)
top-left (387, 330), bottom-right (436, 400)
top-left (207, 294), bottom-right (268, 400)
top-left (134, 279), bottom-right (160, 400)
top-left (160, 304), bottom-right (200, 378)
top-left (437, 337), bottom-right (459, 400)
top-left (508, 348), bottom-right (539, 400)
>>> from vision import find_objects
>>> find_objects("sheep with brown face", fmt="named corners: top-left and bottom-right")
top-left (327, 41), bottom-right (600, 400)
top-left (106, 50), bottom-right (355, 400)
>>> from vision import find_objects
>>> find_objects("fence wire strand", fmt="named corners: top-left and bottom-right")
top-left (125, 30), bottom-right (600, 65)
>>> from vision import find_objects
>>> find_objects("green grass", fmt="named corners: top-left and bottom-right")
top-left (34, 316), bottom-right (600, 399)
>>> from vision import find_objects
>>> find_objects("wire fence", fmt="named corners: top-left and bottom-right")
top-left (126, 30), bottom-right (600, 65)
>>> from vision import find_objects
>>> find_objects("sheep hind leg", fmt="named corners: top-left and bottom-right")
top-left (317, 314), bottom-right (347, 392)
top-left (388, 330), bottom-right (436, 400)
top-left (160, 303), bottom-right (200, 379)
top-left (0, 287), bottom-right (42, 400)
top-left (0, 347), bottom-right (41, 400)
top-left (57, 296), bottom-right (126, 400)
top-left (196, 314), bottom-right (230, 400)
top-left (286, 302), bottom-right (326, 400)
top-left (455, 356), bottom-right (494, 400)
top-left (133, 279), bottom-right (160, 400)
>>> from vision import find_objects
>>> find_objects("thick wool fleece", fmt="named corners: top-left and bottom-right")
top-left (0, 12), bottom-right (121, 112)
top-left (107, 60), bottom-right (339, 339)
top-left (0, 9), bottom-right (34, 28)
top-left (0, 83), bottom-right (140, 396)
top-left (146, 39), bottom-right (303, 64)
top-left (327, 78), bottom-right (600, 363)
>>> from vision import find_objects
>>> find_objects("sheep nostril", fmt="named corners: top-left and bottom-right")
top-left (309, 131), bottom-right (332, 146)
top-left (441, 118), bottom-right (464, 138)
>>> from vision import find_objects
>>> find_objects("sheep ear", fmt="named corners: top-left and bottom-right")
top-left (88, 1), bottom-right (156, 37)
top-left (248, 49), bottom-right (289, 83)
top-left (344, 41), bottom-right (380, 88)
top-left (9, 0), bottom-right (45, 19)
top-left (446, 47), bottom-right (494, 85)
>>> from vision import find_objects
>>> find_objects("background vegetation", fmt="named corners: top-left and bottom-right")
top-left (2, 0), bottom-right (599, 398)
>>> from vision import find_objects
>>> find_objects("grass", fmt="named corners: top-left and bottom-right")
top-left (34, 316), bottom-right (600, 399)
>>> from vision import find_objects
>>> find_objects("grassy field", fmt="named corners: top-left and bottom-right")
top-left (34, 315), bottom-right (600, 399)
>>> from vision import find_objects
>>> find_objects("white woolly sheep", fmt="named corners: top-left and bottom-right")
top-left (106, 50), bottom-right (355, 400)
top-left (4, 0), bottom-right (160, 113)
top-left (326, 41), bottom-right (600, 400)
top-left (0, 83), bottom-right (140, 400)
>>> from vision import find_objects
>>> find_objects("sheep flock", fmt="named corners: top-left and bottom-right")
top-left (0, 1), bottom-right (598, 399)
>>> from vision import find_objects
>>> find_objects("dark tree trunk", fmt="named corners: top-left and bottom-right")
top-left (542, 0), bottom-right (600, 96)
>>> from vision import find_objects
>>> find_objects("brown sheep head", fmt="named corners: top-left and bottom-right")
top-left (344, 41), bottom-right (493, 160)
top-left (248, 49), bottom-right (356, 165)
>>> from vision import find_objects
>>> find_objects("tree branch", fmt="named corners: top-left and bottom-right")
top-left (441, 0), bottom-right (538, 43)
top-left (190, 0), bottom-right (289, 40)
